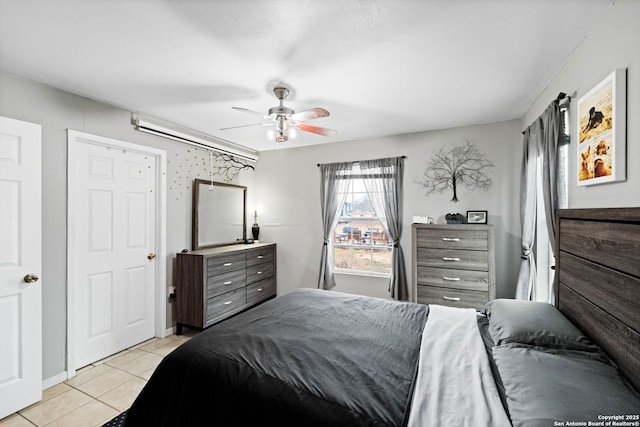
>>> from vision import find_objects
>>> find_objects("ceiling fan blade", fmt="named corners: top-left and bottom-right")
top-left (289, 108), bottom-right (330, 122)
top-left (232, 106), bottom-right (271, 120)
top-left (295, 122), bottom-right (337, 137)
top-left (220, 122), bottom-right (271, 131)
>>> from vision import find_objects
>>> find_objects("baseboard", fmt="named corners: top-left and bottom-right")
top-left (42, 328), bottom-right (177, 392)
top-left (42, 371), bottom-right (68, 390)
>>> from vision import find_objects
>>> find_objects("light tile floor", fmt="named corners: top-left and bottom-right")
top-left (0, 330), bottom-right (198, 427)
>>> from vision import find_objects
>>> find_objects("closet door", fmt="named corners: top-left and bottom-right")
top-left (68, 131), bottom-right (157, 369)
top-left (0, 116), bottom-right (42, 418)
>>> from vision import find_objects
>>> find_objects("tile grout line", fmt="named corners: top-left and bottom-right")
top-left (4, 332), bottom-right (198, 426)
top-left (16, 350), bottom-right (151, 425)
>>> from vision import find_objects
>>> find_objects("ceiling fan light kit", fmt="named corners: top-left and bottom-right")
top-left (222, 86), bottom-right (337, 143)
top-left (267, 126), bottom-right (297, 142)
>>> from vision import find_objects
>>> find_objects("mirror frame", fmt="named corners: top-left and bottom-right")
top-left (192, 179), bottom-right (247, 250)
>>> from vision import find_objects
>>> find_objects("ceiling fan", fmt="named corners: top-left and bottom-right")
top-left (221, 87), bottom-right (337, 143)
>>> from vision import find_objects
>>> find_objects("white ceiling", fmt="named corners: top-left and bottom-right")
top-left (0, 0), bottom-right (612, 152)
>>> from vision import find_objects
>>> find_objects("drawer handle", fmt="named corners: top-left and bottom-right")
top-left (223, 262), bottom-right (232, 267)
top-left (223, 300), bottom-right (233, 305)
top-left (442, 276), bottom-right (460, 281)
top-left (442, 237), bottom-right (460, 242)
top-left (442, 296), bottom-right (461, 301)
top-left (257, 271), bottom-right (263, 275)
top-left (257, 288), bottom-right (263, 292)
top-left (223, 281), bottom-right (232, 285)
top-left (442, 257), bottom-right (460, 262)
top-left (257, 255), bottom-right (264, 259)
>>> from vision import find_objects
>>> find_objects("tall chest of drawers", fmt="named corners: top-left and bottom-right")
top-left (175, 243), bottom-right (276, 334)
top-left (412, 224), bottom-right (495, 310)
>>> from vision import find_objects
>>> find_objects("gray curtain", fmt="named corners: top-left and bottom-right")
top-left (540, 102), bottom-right (566, 304)
top-left (318, 162), bottom-right (352, 290)
top-left (541, 102), bottom-right (563, 255)
top-left (360, 157), bottom-right (408, 300)
top-left (516, 99), bottom-right (566, 302)
top-left (515, 123), bottom-right (541, 301)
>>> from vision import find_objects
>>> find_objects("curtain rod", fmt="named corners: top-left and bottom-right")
top-left (317, 155), bottom-right (406, 167)
top-left (521, 92), bottom-right (570, 135)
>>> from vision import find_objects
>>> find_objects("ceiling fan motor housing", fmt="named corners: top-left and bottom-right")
top-left (269, 87), bottom-right (294, 117)
top-left (268, 105), bottom-right (295, 117)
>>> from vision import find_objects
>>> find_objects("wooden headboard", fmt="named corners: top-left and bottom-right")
top-left (555, 207), bottom-right (640, 392)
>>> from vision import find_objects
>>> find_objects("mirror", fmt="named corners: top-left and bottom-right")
top-left (192, 179), bottom-right (247, 250)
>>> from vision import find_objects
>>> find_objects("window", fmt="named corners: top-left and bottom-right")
top-left (318, 156), bottom-right (406, 298)
top-left (332, 169), bottom-right (392, 276)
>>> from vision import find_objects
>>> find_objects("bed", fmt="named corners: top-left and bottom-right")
top-left (124, 208), bottom-right (640, 426)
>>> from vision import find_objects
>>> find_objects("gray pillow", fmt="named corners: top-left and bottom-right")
top-left (481, 299), bottom-right (600, 352)
top-left (493, 345), bottom-right (640, 427)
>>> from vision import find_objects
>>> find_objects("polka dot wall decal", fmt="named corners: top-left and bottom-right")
top-left (167, 147), bottom-right (254, 200)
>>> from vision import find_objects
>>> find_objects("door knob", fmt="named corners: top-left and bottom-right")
top-left (147, 253), bottom-right (156, 260)
top-left (24, 273), bottom-right (39, 283)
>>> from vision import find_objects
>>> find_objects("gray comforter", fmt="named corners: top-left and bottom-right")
top-left (124, 288), bottom-right (430, 426)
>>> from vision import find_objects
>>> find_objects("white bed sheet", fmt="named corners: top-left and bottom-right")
top-left (407, 304), bottom-right (511, 427)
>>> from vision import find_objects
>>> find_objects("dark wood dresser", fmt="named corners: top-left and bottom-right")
top-left (175, 243), bottom-right (276, 334)
top-left (412, 224), bottom-right (495, 310)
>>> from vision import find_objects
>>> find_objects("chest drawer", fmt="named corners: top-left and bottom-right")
top-left (205, 287), bottom-right (247, 325)
top-left (416, 247), bottom-right (488, 271)
top-left (417, 285), bottom-right (488, 310)
top-left (207, 253), bottom-right (246, 275)
top-left (246, 246), bottom-right (275, 267)
top-left (416, 229), bottom-right (488, 250)
top-left (206, 269), bottom-right (246, 298)
top-left (247, 261), bottom-right (275, 285)
top-left (247, 277), bottom-right (276, 306)
top-left (416, 266), bottom-right (488, 291)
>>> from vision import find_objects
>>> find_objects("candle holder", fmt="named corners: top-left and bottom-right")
top-left (251, 210), bottom-right (260, 241)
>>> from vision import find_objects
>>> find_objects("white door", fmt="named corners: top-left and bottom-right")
top-left (0, 116), bottom-right (42, 419)
top-left (68, 131), bottom-right (158, 369)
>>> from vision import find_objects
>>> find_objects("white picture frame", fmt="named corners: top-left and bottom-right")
top-left (577, 69), bottom-right (626, 186)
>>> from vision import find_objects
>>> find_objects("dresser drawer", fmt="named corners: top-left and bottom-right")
top-left (417, 285), bottom-right (488, 310)
top-left (205, 287), bottom-right (247, 325)
top-left (246, 246), bottom-right (275, 267)
top-left (246, 277), bottom-right (276, 306)
top-left (416, 229), bottom-right (488, 251)
top-left (207, 253), bottom-right (246, 275)
top-left (247, 261), bottom-right (275, 285)
top-left (416, 248), bottom-right (488, 271)
top-left (416, 266), bottom-right (489, 291)
top-left (206, 269), bottom-right (246, 298)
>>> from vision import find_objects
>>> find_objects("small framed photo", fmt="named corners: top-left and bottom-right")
top-left (466, 210), bottom-right (487, 224)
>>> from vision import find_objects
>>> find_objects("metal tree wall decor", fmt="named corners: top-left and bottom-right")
top-left (415, 140), bottom-right (494, 202)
